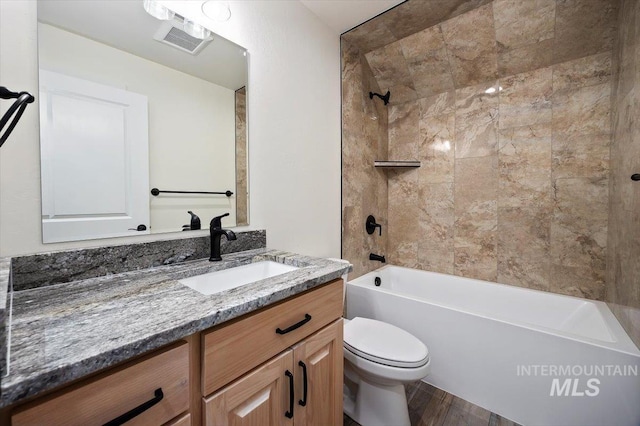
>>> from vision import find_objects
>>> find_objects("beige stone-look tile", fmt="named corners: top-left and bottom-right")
top-left (419, 91), bottom-right (455, 118)
top-left (552, 132), bottom-right (610, 179)
top-left (498, 254), bottom-right (550, 291)
top-left (553, 0), bottom-right (619, 64)
top-left (388, 169), bottom-right (419, 249)
top-left (441, 4), bottom-right (499, 88)
top-left (365, 41), bottom-right (413, 94)
top-left (550, 176), bottom-right (608, 301)
top-left (341, 39), bottom-right (389, 280)
top-left (499, 67), bottom-right (553, 129)
top-left (388, 241), bottom-right (419, 269)
top-left (419, 113), bottom-right (455, 183)
top-left (418, 246), bottom-right (455, 275)
top-left (552, 82), bottom-right (611, 136)
top-left (497, 38), bottom-right (555, 77)
top-left (612, 0), bottom-right (638, 100)
top-left (498, 124), bottom-right (552, 179)
top-left (553, 176), bottom-right (609, 234)
top-left (499, 176), bottom-right (552, 223)
top-left (382, 0), bottom-right (492, 41)
top-left (341, 18), bottom-right (397, 54)
top-left (493, 0), bottom-right (555, 51)
top-left (455, 156), bottom-right (498, 223)
top-left (454, 156), bottom-right (498, 281)
top-left (418, 183), bottom-right (454, 243)
top-left (551, 221), bottom-right (607, 271)
top-left (400, 25), bottom-right (455, 98)
top-left (454, 232), bottom-right (497, 282)
top-left (389, 100), bottom-right (420, 160)
top-left (498, 217), bottom-right (550, 260)
top-left (454, 82), bottom-right (499, 158)
top-left (550, 263), bottom-right (605, 300)
top-left (552, 52), bottom-right (612, 94)
top-left (498, 123), bottom-right (553, 226)
top-left (388, 169), bottom-right (419, 270)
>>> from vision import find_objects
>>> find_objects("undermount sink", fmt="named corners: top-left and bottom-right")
top-left (179, 261), bottom-right (299, 295)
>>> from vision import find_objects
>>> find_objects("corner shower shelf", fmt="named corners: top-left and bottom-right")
top-left (374, 160), bottom-right (421, 168)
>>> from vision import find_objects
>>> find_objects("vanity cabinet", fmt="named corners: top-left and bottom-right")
top-left (203, 320), bottom-right (343, 426)
top-left (201, 279), bottom-right (343, 426)
top-left (11, 342), bottom-right (190, 426)
top-left (6, 279), bottom-right (344, 426)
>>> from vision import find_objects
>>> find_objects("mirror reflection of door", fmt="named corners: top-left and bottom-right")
top-left (40, 70), bottom-right (150, 243)
top-left (37, 0), bottom-right (248, 243)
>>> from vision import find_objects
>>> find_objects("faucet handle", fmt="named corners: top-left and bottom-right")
top-left (210, 212), bottom-right (230, 229)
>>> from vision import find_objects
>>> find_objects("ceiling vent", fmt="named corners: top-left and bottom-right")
top-left (153, 18), bottom-right (212, 55)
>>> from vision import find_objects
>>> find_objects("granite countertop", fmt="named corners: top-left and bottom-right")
top-left (1, 248), bottom-right (351, 407)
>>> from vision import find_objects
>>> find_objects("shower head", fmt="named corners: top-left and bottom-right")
top-left (369, 90), bottom-right (390, 105)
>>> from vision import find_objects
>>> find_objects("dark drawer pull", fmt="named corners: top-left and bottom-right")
top-left (276, 314), bottom-right (312, 335)
top-left (298, 360), bottom-right (308, 406)
top-left (103, 388), bottom-right (164, 426)
top-left (285, 370), bottom-right (294, 419)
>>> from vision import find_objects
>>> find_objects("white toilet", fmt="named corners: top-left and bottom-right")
top-left (342, 317), bottom-right (430, 426)
top-left (327, 259), bottom-right (430, 425)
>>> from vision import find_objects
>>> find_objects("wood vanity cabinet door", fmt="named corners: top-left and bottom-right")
top-left (12, 342), bottom-right (189, 426)
top-left (203, 350), bottom-right (294, 426)
top-left (292, 319), bottom-right (343, 426)
top-left (202, 279), bottom-right (343, 395)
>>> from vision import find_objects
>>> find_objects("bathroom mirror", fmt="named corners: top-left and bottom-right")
top-left (37, 0), bottom-right (249, 243)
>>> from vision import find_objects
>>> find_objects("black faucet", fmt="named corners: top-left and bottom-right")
top-left (369, 253), bottom-right (386, 263)
top-left (209, 213), bottom-right (237, 261)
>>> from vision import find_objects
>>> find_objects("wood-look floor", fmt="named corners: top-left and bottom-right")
top-left (343, 381), bottom-right (521, 426)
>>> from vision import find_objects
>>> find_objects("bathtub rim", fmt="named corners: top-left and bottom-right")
top-left (348, 265), bottom-right (640, 357)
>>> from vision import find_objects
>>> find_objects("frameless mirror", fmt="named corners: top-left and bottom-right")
top-left (37, 0), bottom-right (248, 243)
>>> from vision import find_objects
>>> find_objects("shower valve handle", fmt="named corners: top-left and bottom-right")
top-left (366, 215), bottom-right (382, 236)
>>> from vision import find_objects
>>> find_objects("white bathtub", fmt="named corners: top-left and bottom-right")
top-left (346, 265), bottom-right (640, 426)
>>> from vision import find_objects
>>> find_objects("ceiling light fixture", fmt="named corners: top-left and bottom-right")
top-left (183, 18), bottom-right (212, 39)
top-left (202, 1), bottom-right (232, 22)
top-left (143, 0), bottom-right (175, 20)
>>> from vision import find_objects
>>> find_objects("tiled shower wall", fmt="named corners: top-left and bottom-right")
top-left (607, 0), bottom-right (640, 346)
top-left (342, 41), bottom-right (389, 278)
top-left (342, 0), bottom-right (619, 301)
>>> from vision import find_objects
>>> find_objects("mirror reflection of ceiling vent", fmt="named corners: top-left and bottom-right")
top-left (153, 21), bottom-right (212, 55)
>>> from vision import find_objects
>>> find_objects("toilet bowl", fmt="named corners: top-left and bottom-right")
top-left (342, 317), bottom-right (430, 426)
top-left (326, 258), bottom-right (430, 426)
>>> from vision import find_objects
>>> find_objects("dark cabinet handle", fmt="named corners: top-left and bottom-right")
top-left (298, 361), bottom-right (308, 406)
top-left (276, 314), bottom-right (312, 335)
top-left (285, 370), bottom-right (294, 419)
top-left (103, 388), bottom-right (163, 426)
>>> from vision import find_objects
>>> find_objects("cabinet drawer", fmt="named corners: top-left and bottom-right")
top-left (12, 342), bottom-right (190, 426)
top-left (202, 279), bottom-right (343, 395)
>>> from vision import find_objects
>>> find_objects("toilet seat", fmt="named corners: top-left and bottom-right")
top-left (344, 317), bottom-right (429, 368)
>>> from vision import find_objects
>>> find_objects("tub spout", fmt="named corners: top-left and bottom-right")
top-left (369, 253), bottom-right (386, 263)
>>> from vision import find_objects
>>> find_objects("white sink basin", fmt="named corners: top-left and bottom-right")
top-left (179, 261), bottom-right (299, 295)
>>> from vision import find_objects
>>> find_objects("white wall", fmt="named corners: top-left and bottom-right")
top-left (0, 0), bottom-right (341, 258)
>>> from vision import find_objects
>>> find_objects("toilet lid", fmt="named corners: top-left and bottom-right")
top-left (344, 317), bottom-right (429, 368)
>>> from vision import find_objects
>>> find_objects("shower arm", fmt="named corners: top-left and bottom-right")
top-left (369, 91), bottom-right (391, 105)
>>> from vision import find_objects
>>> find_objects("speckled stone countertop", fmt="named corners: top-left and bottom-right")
top-left (1, 248), bottom-right (351, 407)
top-left (0, 257), bottom-right (10, 377)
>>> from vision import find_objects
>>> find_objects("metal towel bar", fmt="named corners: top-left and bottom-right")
top-left (150, 188), bottom-right (233, 197)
